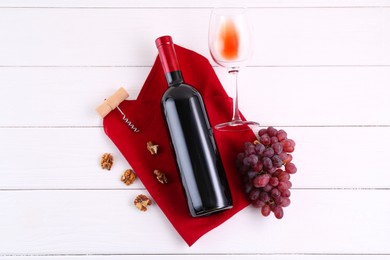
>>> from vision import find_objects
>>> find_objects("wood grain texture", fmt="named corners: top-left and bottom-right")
top-left (0, 189), bottom-right (389, 254)
top-left (0, 127), bottom-right (389, 189)
top-left (0, 1), bottom-right (389, 258)
top-left (1, 256), bottom-right (390, 260)
top-left (1, 0), bottom-right (390, 8)
top-left (0, 67), bottom-right (389, 126)
top-left (0, 8), bottom-right (389, 66)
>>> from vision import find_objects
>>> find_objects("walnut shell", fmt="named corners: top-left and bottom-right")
top-left (100, 153), bottom-right (114, 170)
top-left (147, 141), bottom-right (159, 155)
top-left (153, 170), bottom-right (168, 184)
top-left (121, 169), bottom-right (136, 185)
top-left (134, 194), bottom-right (152, 212)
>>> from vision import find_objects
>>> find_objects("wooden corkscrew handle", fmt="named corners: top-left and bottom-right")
top-left (96, 87), bottom-right (129, 118)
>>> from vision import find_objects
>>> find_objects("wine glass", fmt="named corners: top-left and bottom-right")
top-left (208, 7), bottom-right (259, 131)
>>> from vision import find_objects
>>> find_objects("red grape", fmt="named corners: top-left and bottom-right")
top-left (271, 188), bottom-right (281, 198)
top-left (277, 171), bottom-right (290, 182)
top-left (255, 143), bottom-right (265, 155)
top-left (273, 206), bottom-right (284, 219)
top-left (252, 199), bottom-right (265, 208)
top-left (263, 184), bottom-right (273, 192)
top-left (282, 139), bottom-right (295, 153)
top-left (280, 197), bottom-right (291, 207)
top-left (258, 128), bottom-right (267, 137)
top-left (252, 161), bottom-right (263, 172)
top-left (267, 126), bottom-right (278, 137)
top-left (277, 129), bottom-right (287, 141)
top-left (278, 181), bottom-right (289, 191)
top-left (281, 189), bottom-right (291, 198)
top-left (263, 147), bottom-right (275, 157)
top-left (272, 142), bottom-right (283, 155)
top-left (272, 155), bottom-right (283, 168)
top-left (284, 154), bottom-right (293, 164)
top-left (261, 204), bottom-right (271, 216)
top-left (270, 136), bottom-right (279, 144)
top-left (260, 135), bottom-right (271, 146)
top-left (269, 177), bottom-right (279, 187)
top-left (285, 163), bottom-right (297, 174)
top-left (262, 157), bottom-right (273, 170)
top-left (253, 174), bottom-right (271, 188)
top-left (259, 191), bottom-right (270, 202)
top-left (249, 189), bottom-right (261, 200)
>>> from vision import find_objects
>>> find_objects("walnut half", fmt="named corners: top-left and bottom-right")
top-left (134, 194), bottom-right (152, 212)
top-left (121, 169), bottom-right (136, 185)
top-left (100, 153), bottom-right (114, 170)
top-left (146, 141), bottom-right (159, 155)
top-left (153, 170), bottom-right (168, 184)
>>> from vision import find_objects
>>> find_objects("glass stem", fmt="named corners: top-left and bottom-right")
top-left (229, 69), bottom-right (242, 122)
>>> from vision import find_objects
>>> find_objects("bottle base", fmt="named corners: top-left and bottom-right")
top-left (191, 205), bottom-right (233, 217)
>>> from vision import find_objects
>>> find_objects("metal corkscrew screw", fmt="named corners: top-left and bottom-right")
top-left (116, 106), bottom-right (140, 133)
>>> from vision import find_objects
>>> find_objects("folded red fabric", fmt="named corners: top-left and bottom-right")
top-left (103, 45), bottom-right (256, 246)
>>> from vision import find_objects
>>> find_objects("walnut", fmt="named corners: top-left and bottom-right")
top-left (134, 194), bottom-right (152, 212)
top-left (100, 153), bottom-right (114, 170)
top-left (153, 169), bottom-right (168, 184)
top-left (121, 169), bottom-right (136, 185)
top-left (146, 141), bottom-right (159, 155)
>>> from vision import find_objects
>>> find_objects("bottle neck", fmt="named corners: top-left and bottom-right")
top-left (165, 70), bottom-right (183, 87)
top-left (155, 35), bottom-right (183, 87)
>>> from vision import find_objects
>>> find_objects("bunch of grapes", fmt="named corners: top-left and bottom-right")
top-left (236, 126), bottom-right (297, 219)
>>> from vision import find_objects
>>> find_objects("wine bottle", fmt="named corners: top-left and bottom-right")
top-left (155, 35), bottom-right (233, 217)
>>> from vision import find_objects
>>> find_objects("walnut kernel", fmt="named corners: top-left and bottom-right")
top-left (134, 194), bottom-right (152, 212)
top-left (121, 169), bottom-right (136, 185)
top-left (100, 153), bottom-right (114, 170)
top-left (153, 169), bottom-right (169, 184)
top-left (147, 141), bottom-right (159, 155)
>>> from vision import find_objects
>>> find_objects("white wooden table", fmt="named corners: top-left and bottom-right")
top-left (1, 0), bottom-right (390, 259)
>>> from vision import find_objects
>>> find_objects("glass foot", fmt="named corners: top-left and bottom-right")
top-left (214, 120), bottom-right (260, 132)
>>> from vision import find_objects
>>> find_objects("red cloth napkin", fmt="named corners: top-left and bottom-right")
top-left (103, 45), bottom-right (256, 246)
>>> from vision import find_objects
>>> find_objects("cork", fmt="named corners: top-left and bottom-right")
top-left (96, 87), bottom-right (129, 118)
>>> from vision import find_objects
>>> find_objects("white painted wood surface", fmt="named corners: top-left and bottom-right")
top-left (1, 0), bottom-right (389, 258)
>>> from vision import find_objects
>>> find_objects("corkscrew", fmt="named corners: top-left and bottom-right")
top-left (116, 106), bottom-right (140, 133)
top-left (96, 87), bottom-right (140, 133)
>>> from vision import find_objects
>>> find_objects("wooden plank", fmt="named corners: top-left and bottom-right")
top-left (0, 189), bottom-right (389, 254)
top-left (1, 0), bottom-right (390, 8)
top-left (0, 67), bottom-right (389, 126)
top-left (0, 128), bottom-right (136, 189)
top-left (0, 255), bottom-right (389, 259)
top-left (225, 66), bottom-right (390, 126)
top-left (0, 127), bottom-right (389, 189)
top-left (0, 8), bottom-right (389, 66)
top-left (0, 67), bottom-right (146, 127)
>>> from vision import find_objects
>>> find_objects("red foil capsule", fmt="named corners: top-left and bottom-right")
top-left (155, 35), bottom-right (180, 74)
